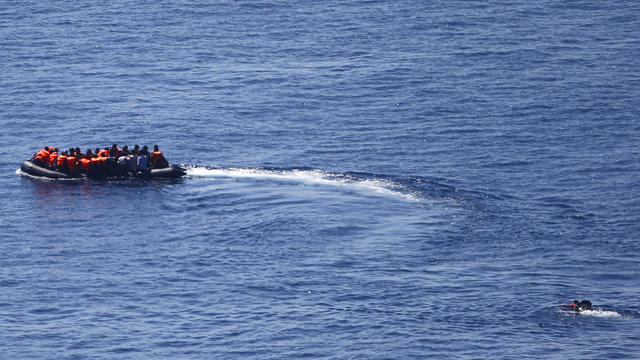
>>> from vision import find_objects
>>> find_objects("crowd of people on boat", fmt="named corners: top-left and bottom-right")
top-left (31, 144), bottom-right (169, 177)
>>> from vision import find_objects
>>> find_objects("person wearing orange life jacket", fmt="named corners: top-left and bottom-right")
top-left (57, 151), bottom-right (69, 171)
top-left (96, 147), bottom-right (109, 157)
top-left (100, 149), bottom-right (113, 176)
top-left (150, 145), bottom-right (169, 168)
top-left (78, 149), bottom-right (92, 173)
top-left (65, 148), bottom-right (78, 175)
top-left (87, 149), bottom-right (109, 178)
top-left (89, 151), bottom-right (101, 175)
top-left (48, 148), bottom-right (59, 168)
top-left (33, 147), bottom-right (51, 167)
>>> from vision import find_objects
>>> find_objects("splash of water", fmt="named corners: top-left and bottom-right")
top-left (579, 309), bottom-right (622, 318)
top-left (558, 309), bottom-right (622, 318)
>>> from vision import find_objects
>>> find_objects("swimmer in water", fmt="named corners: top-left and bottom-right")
top-left (559, 300), bottom-right (592, 311)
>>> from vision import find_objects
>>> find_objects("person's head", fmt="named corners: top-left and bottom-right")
top-left (69, 148), bottom-right (75, 156)
top-left (95, 148), bottom-right (100, 154)
top-left (54, 148), bottom-right (58, 153)
top-left (578, 300), bottom-right (591, 311)
top-left (86, 149), bottom-right (92, 155)
top-left (44, 147), bottom-right (49, 151)
top-left (111, 143), bottom-right (117, 149)
top-left (63, 151), bottom-right (68, 156)
top-left (134, 144), bottom-right (139, 150)
top-left (75, 147), bottom-right (81, 154)
top-left (123, 145), bottom-right (128, 150)
top-left (154, 145), bottom-right (159, 151)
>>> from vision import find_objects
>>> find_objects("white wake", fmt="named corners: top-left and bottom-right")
top-left (186, 166), bottom-right (419, 201)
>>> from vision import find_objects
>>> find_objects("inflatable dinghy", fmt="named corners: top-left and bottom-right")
top-left (20, 160), bottom-right (186, 180)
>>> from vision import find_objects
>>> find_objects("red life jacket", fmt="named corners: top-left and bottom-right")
top-left (66, 156), bottom-right (77, 171)
top-left (98, 149), bottom-right (109, 157)
top-left (151, 151), bottom-right (164, 166)
top-left (57, 155), bottom-right (68, 168)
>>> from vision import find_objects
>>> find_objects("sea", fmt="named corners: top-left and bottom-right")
top-left (1, 1), bottom-right (639, 359)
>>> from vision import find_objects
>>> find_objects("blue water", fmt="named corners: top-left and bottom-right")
top-left (2, 1), bottom-right (640, 358)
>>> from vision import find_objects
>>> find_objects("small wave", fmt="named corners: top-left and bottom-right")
top-left (186, 166), bottom-right (420, 201)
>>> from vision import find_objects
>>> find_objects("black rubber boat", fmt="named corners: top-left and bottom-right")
top-left (21, 160), bottom-right (71, 179)
top-left (20, 160), bottom-right (186, 180)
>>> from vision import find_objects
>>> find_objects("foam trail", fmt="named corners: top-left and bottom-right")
top-left (186, 166), bottom-right (419, 201)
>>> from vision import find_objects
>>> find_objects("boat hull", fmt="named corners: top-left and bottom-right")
top-left (150, 164), bottom-right (187, 178)
top-left (21, 160), bottom-right (70, 179)
top-left (20, 160), bottom-right (186, 180)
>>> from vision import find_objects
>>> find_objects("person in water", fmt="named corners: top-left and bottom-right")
top-left (559, 300), bottom-right (592, 311)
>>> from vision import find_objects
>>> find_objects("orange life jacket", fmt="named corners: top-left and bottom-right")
top-left (66, 156), bottom-right (77, 171)
top-left (96, 155), bottom-right (109, 167)
top-left (48, 152), bottom-right (58, 166)
top-left (79, 158), bottom-right (91, 171)
top-left (98, 149), bottom-right (109, 157)
top-left (151, 151), bottom-right (164, 166)
top-left (34, 149), bottom-right (50, 164)
top-left (57, 155), bottom-right (68, 167)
